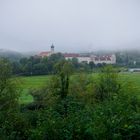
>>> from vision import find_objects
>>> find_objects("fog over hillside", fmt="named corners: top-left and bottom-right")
top-left (0, 0), bottom-right (140, 52)
top-left (0, 49), bottom-right (23, 60)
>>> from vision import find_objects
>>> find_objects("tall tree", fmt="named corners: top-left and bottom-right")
top-left (55, 60), bottom-right (73, 99)
top-left (95, 66), bottom-right (120, 101)
top-left (0, 58), bottom-right (19, 110)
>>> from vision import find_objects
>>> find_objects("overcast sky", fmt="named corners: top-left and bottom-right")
top-left (0, 0), bottom-right (140, 52)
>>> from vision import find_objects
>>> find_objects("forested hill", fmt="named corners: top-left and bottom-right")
top-left (0, 49), bottom-right (23, 61)
top-left (116, 50), bottom-right (140, 67)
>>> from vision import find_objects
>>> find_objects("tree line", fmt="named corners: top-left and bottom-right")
top-left (12, 53), bottom-right (108, 76)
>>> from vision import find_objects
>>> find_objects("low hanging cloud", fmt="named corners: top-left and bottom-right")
top-left (0, 0), bottom-right (140, 52)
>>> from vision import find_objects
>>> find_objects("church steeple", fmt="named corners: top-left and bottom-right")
top-left (51, 44), bottom-right (54, 52)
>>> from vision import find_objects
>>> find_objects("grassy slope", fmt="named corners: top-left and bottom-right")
top-left (18, 76), bottom-right (50, 104)
top-left (119, 73), bottom-right (140, 98)
top-left (18, 73), bottom-right (140, 104)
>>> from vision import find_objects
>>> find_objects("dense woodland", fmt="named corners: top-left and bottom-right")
top-left (0, 57), bottom-right (140, 140)
top-left (12, 53), bottom-right (103, 76)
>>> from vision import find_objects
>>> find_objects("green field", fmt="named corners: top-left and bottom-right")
top-left (18, 76), bottom-right (50, 104)
top-left (18, 73), bottom-right (140, 104)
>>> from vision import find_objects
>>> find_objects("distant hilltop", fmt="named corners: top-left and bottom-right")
top-left (0, 49), bottom-right (23, 61)
top-left (37, 44), bottom-right (116, 64)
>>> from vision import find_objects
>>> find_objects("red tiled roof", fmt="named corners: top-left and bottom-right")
top-left (39, 52), bottom-right (51, 56)
top-left (107, 57), bottom-right (111, 61)
top-left (63, 53), bottom-right (80, 58)
top-left (94, 55), bottom-right (112, 61)
top-left (95, 57), bottom-right (99, 61)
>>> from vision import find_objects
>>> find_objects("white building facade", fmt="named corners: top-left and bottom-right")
top-left (64, 54), bottom-right (116, 64)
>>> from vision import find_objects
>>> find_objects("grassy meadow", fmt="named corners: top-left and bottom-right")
top-left (18, 76), bottom-right (51, 104)
top-left (18, 72), bottom-right (140, 104)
